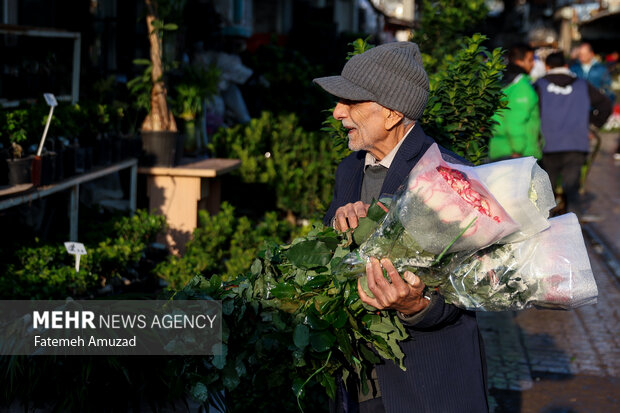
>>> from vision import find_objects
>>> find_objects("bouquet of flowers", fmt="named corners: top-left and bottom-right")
top-left (437, 213), bottom-right (598, 310)
top-left (349, 144), bottom-right (520, 270)
top-left (473, 156), bottom-right (556, 243)
top-left (342, 143), bottom-right (598, 311)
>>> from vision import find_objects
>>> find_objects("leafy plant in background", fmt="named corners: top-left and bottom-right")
top-left (0, 210), bottom-right (165, 299)
top-left (172, 64), bottom-right (220, 152)
top-left (0, 108), bottom-right (29, 158)
top-left (155, 203), bottom-right (297, 289)
top-left (173, 65), bottom-right (220, 122)
top-left (127, 58), bottom-right (155, 116)
top-left (413, 0), bottom-right (489, 74)
top-left (138, 0), bottom-right (183, 133)
top-left (49, 103), bottom-right (83, 141)
top-left (419, 34), bottom-right (506, 164)
top-left (209, 112), bottom-right (343, 220)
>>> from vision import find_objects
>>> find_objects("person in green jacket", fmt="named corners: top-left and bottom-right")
top-left (490, 43), bottom-right (542, 160)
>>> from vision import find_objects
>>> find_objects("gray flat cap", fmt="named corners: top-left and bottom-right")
top-left (313, 42), bottom-right (429, 120)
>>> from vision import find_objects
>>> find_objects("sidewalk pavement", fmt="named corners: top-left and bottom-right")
top-left (481, 131), bottom-right (620, 412)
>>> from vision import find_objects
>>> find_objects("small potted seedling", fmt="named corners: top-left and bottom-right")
top-left (4, 108), bottom-right (34, 186)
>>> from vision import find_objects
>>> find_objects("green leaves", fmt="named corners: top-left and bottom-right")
top-left (353, 200), bottom-right (390, 245)
top-left (309, 330), bottom-right (337, 352)
top-left (294, 324), bottom-right (310, 349)
top-left (270, 282), bottom-right (297, 298)
top-left (150, 19), bottom-right (179, 33)
top-left (347, 37), bottom-right (374, 60)
top-left (209, 111), bottom-right (343, 219)
top-left (420, 34), bottom-right (506, 165)
top-left (414, 0), bottom-right (489, 74)
top-left (287, 239), bottom-right (333, 270)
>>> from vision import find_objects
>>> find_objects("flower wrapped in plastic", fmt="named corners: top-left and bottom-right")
top-left (437, 213), bottom-right (598, 310)
top-left (340, 144), bottom-right (597, 312)
top-left (474, 156), bottom-right (556, 243)
top-left (345, 144), bottom-right (520, 273)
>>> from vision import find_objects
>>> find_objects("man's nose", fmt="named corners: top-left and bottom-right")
top-left (333, 102), bottom-right (348, 120)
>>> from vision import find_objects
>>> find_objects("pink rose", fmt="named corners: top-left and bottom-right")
top-left (436, 166), bottom-right (502, 223)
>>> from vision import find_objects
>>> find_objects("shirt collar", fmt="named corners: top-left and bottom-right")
top-left (364, 125), bottom-right (414, 169)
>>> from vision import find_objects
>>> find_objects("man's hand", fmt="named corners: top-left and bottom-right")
top-left (334, 201), bottom-right (370, 231)
top-left (357, 257), bottom-right (429, 316)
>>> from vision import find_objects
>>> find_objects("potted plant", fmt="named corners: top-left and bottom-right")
top-left (134, 0), bottom-right (184, 166)
top-left (173, 65), bottom-right (220, 155)
top-left (2, 108), bottom-right (34, 186)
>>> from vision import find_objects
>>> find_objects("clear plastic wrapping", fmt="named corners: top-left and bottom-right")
top-left (437, 213), bottom-right (598, 310)
top-left (474, 156), bottom-right (556, 243)
top-left (354, 144), bottom-right (519, 269)
top-left (340, 144), bottom-right (598, 312)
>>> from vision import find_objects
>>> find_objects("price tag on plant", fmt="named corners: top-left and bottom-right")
top-left (43, 93), bottom-right (58, 107)
top-left (64, 242), bottom-right (87, 272)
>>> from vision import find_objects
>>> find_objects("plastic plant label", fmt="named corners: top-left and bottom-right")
top-left (43, 93), bottom-right (58, 107)
top-left (64, 242), bottom-right (87, 272)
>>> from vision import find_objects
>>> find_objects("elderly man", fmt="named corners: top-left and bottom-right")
top-left (313, 42), bottom-right (488, 412)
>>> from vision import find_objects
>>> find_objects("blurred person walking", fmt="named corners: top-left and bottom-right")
top-left (489, 43), bottom-right (542, 160)
top-left (535, 52), bottom-right (612, 219)
top-left (570, 42), bottom-right (615, 103)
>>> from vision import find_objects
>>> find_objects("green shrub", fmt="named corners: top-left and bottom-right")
top-left (155, 203), bottom-right (299, 289)
top-left (420, 34), bottom-right (506, 164)
top-left (5, 244), bottom-right (97, 298)
top-left (209, 112), bottom-right (344, 219)
top-left (414, 0), bottom-right (489, 74)
top-left (0, 210), bottom-right (165, 299)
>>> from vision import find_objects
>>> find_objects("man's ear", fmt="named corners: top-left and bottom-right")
top-left (384, 108), bottom-right (405, 130)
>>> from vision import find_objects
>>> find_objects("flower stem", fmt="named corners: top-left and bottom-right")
top-left (296, 350), bottom-right (333, 412)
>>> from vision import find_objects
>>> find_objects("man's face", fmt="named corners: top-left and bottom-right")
top-left (578, 45), bottom-right (594, 64)
top-left (333, 100), bottom-right (388, 154)
top-left (516, 51), bottom-right (535, 74)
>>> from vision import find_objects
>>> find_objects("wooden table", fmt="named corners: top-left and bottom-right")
top-left (138, 158), bottom-right (241, 255)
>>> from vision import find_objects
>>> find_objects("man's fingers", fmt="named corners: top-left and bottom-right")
top-left (347, 213), bottom-right (359, 229)
top-left (334, 202), bottom-right (370, 231)
top-left (353, 202), bottom-right (368, 219)
top-left (335, 211), bottom-right (349, 231)
top-left (366, 258), bottom-right (391, 305)
top-left (357, 278), bottom-right (383, 309)
top-left (402, 270), bottom-right (416, 285)
top-left (381, 258), bottom-right (405, 287)
top-left (403, 271), bottom-right (424, 290)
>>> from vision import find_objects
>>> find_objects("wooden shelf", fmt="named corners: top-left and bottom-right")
top-left (0, 158), bottom-right (138, 241)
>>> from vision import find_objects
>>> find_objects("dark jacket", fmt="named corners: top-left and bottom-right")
top-left (570, 60), bottom-right (615, 103)
top-left (323, 124), bottom-right (467, 226)
top-left (534, 71), bottom-right (612, 129)
top-left (325, 124), bottom-right (489, 412)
